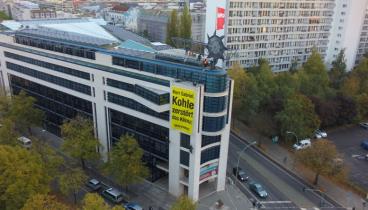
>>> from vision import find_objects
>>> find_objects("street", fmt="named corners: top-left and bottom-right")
top-left (228, 133), bottom-right (344, 210)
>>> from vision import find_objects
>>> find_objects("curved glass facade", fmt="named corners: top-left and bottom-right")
top-left (202, 116), bottom-right (226, 132)
top-left (200, 146), bottom-right (220, 164)
top-left (203, 96), bottom-right (227, 113)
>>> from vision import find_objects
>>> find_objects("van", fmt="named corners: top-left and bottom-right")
top-left (101, 188), bottom-right (125, 204)
top-left (17, 136), bottom-right (32, 149)
top-left (293, 139), bottom-right (311, 151)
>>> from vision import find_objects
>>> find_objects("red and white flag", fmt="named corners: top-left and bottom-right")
top-left (216, 7), bottom-right (225, 30)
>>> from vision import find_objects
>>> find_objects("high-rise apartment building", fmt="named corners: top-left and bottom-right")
top-left (355, 7), bottom-right (368, 65)
top-left (0, 18), bottom-right (233, 201)
top-left (205, 0), bottom-right (368, 71)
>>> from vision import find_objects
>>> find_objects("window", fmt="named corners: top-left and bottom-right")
top-left (180, 150), bottom-right (190, 166)
top-left (202, 116), bottom-right (226, 132)
top-left (180, 133), bottom-right (191, 149)
top-left (202, 135), bottom-right (221, 147)
top-left (201, 146), bottom-right (220, 164)
top-left (204, 96), bottom-right (226, 113)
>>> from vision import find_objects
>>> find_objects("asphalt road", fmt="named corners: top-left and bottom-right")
top-left (228, 134), bottom-right (345, 210)
top-left (328, 125), bottom-right (368, 191)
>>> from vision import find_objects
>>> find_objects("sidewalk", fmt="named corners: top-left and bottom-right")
top-left (233, 119), bottom-right (366, 210)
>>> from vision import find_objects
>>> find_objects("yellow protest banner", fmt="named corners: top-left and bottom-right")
top-left (171, 86), bottom-right (196, 135)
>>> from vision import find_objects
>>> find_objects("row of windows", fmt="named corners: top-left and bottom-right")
top-left (106, 78), bottom-right (169, 105)
top-left (204, 96), bottom-right (227, 113)
top-left (10, 76), bottom-right (93, 114)
top-left (107, 92), bottom-right (169, 121)
top-left (112, 56), bottom-right (228, 93)
top-left (0, 43), bottom-right (171, 87)
top-left (10, 76), bottom-right (93, 136)
top-left (110, 124), bottom-right (169, 160)
top-left (109, 108), bottom-right (169, 142)
top-left (4, 51), bottom-right (90, 80)
top-left (15, 35), bottom-right (96, 60)
top-left (201, 146), bottom-right (220, 164)
top-left (202, 135), bottom-right (221, 147)
top-left (6, 62), bottom-right (91, 95)
top-left (180, 150), bottom-right (190, 166)
top-left (202, 116), bottom-right (226, 132)
top-left (180, 133), bottom-right (191, 149)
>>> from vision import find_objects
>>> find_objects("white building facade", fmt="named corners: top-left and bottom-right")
top-left (0, 19), bottom-right (233, 201)
top-left (206, 0), bottom-right (368, 72)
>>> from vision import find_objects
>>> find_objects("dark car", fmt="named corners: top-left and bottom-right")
top-left (249, 182), bottom-right (268, 198)
top-left (361, 140), bottom-right (368, 150)
top-left (124, 202), bottom-right (143, 210)
top-left (86, 179), bottom-right (101, 191)
top-left (232, 167), bottom-right (249, 182)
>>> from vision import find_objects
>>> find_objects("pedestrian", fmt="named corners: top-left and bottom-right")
top-left (283, 156), bottom-right (287, 164)
top-left (148, 206), bottom-right (153, 210)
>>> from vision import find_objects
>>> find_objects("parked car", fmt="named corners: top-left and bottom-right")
top-left (314, 129), bottom-right (327, 139)
top-left (360, 122), bottom-right (368, 129)
top-left (232, 167), bottom-right (249, 182)
top-left (361, 140), bottom-right (368, 150)
top-left (249, 182), bottom-right (268, 198)
top-left (101, 188), bottom-right (125, 204)
top-left (86, 178), bottom-right (101, 191)
top-left (17, 136), bottom-right (32, 149)
top-left (124, 202), bottom-right (143, 210)
top-left (293, 139), bottom-right (311, 151)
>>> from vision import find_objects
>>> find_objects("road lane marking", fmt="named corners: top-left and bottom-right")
top-left (231, 134), bottom-right (336, 208)
top-left (260, 201), bottom-right (293, 204)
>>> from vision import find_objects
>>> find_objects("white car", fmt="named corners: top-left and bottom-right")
top-left (360, 122), bottom-right (368, 129)
top-left (17, 136), bottom-right (32, 149)
top-left (314, 129), bottom-right (327, 139)
top-left (293, 139), bottom-right (311, 151)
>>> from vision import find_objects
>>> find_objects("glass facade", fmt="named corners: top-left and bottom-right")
top-left (6, 62), bottom-right (91, 95)
top-left (10, 75), bottom-right (93, 136)
top-left (202, 135), bottom-right (221, 147)
top-left (202, 116), bottom-right (226, 132)
top-left (180, 150), bottom-right (190, 166)
top-left (203, 96), bottom-right (227, 113)
top-left (180, 133), bottom-right (191, 149)
top-left (106, 78), bottom-right (169, 105)
top-left (112, 56), bottom-right (228, 93)
top-left (201, 146), bottom-right (220, 164)
top-left (0, 43), bottom-right (170, 87)
top-left (4, 51), bottom-right (90, 80)
top-left (15, 35), bottom-right (96, 60)
top-left (107, 92), bottom-right (169, 121)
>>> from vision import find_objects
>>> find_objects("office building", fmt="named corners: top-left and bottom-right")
top-left (0, 18), bottom-right (233, 201)
top-left (10, 1), bottom-right (56, 20)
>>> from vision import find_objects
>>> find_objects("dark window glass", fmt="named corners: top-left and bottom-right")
top-left (180, 150), bottom-right (190, 166)
top-left (203, 96), bottom-right (227, 113)
top-left (202, 116), bottom-right (226, 132)
top-left (202, 135), bottom-right (221, 147)
top-left (180, 133), bottom-right (191, 149)
top-left (107, 92), bottom-right (169, 121)
top-left (6, 62), bottom-right (91, 95)
top-left (4, 51), bottom-right (90, 80)
top-left (14, 35), bottom-right (96, 60)
top-left (201, 146), bottom-right (220, 164)
top-left (10, 75), bottom-right (92, 136)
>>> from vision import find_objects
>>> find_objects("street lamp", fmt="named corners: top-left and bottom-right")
top-left (286, 131), bottom-right (299, 144)
top-left (235, 141), bottom-right (257, 180)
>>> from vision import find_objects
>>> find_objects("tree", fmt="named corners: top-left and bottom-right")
top-left (275, 93), bottom-right (320, 140)
top-left (166, 9), bottom-right (179, 46)
top-left (329, 49), bottom-right (347, 89)
top-left (61, 116), bottom-right (100, 168)
top-left (0, 118), bottom-right (17, 145)
top-left (253, 59), bottom-right (276, 106)
top-left (310, 97), bottom-right (339, 128)
top-left (82, 193), bottom-right (110, 210)
top-left (58, 168), bottom-right (87, 204)
top-left (22, 194), bottom-right (70, 210)
top-left (82, 193), bottom-right (125, 210)
top-left (0, 145), bottom-right (50, 210)
top-left (0, 95), bottom-right (11, 119)
top-left (105, 134), bottom-right (148, 189)
top-left (295, 140), bottom-right (342, 185)
top-left (298, 49), bottom-right (330, 98)
top-left (180, 4), bottom-right (192, 39)
top-left (227, 63), bottom-right (260, 121)
top-left (333, 95), bottom-right (357, 125)
top-left (0, 11), bottom-right (10, 20)
top-left (8, 90), bottom-right (44, 134)
top-left (170, 196), bottom-right (196, 210)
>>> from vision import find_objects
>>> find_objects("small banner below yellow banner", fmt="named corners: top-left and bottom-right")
top-left (171, 86), bottom-right (196, 135)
